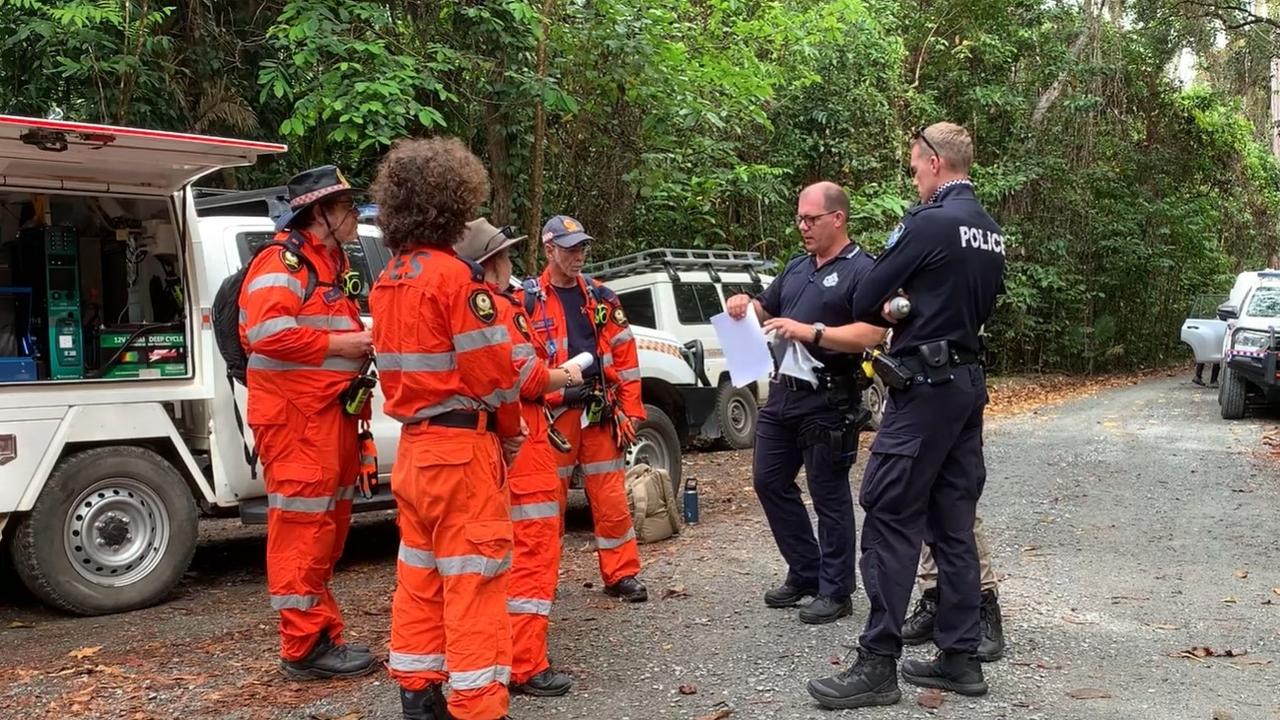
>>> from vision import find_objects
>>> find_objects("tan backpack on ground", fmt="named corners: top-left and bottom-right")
top-left (624, 463), bottom-right (683, 543)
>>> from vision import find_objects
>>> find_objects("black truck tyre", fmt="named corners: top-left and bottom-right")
top-left (1219, 366), bottom-right (1247, 420)
top-left (10, 445), bottom-right (198, 615)
top-left (716, 383), bottom-right (758, 450)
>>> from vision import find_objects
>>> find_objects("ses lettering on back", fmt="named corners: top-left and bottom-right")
top-left (959, 226), bottom-right (1005, 255)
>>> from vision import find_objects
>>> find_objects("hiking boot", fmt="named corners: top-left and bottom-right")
top-left (604, 576), bottom-right (648, 603)
top-left (798, 595), bottom-right (852, 625)
top-left (324, 630), bottom-right (373, 657)
top-left (512, 667), bottom-right (573, 697)
top-left (807, 648), bottom-right (901, 709)
top-left (902, 588), bottom-right (938, 645)
top-left (901, 650), bottom-right (988, 696)
top-left (400, 685), bottom-right (450, 720)
top-left (764, 583), bottom-right (818, 608)
top-left (977, 590), bottom-right (1006, 662)
top-left (281, 634), bottom-right (378, 681)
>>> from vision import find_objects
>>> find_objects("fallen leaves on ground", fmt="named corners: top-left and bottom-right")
top-left (917, 688), bottom-right (944, 709)
top-left (1171, 647), bottom-right (1248, 661)
top-left (310, 713), bottom-right (363, 720)
top-left (1067, 688), bottom-right (1112, 700)
top-left (1228, 656), bottom-right (1272, 667)
top-left (662, 585), bottom-right (689, 600)
top-left (1213, 710), bottom-right (1235, 720)
top-left (696, 705), bottom-right (734, 720)
top-left (6, 620), bottom-right (35, 629)
top-left (1235, 569), bottom-right (1249, 579)
top-left (985, 369), bottom-right (1171, 420)
top-left (1148, 623), bottom-right (1181, 631)
top-left (68, 646), bottom-right (102, 660)
top-left (679, 684), bottom-right (698, 695)
top-left (1221, 596), bottom-right (1239, 604)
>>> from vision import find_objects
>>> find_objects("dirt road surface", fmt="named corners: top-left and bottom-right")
top-left (2, 375), bottom-right (1277, 719)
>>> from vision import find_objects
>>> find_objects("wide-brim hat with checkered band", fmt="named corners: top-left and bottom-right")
top-left (274, 164), bottom-right (359, 232)
top-left (456, 218), bottom-right (527, 264)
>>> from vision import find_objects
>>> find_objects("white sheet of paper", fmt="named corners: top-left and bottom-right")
top-left (778, 339), bottom-right (823, 384)
top-left (710, 304), bottom-right (774, 388)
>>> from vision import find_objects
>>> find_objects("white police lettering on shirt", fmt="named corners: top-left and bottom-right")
top-left (959, 226), bottom-right (1004, 255)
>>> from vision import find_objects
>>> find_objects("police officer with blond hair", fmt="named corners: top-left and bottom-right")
top-left (807, 122), bottom-right (1006, 709)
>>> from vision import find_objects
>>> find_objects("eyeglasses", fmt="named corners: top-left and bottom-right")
top-left (794, 210), bottom-right (839, 228)
top-left (499, 225), bottom-right (522, 239)
top-left (912, 126), bottom-right (940, 159)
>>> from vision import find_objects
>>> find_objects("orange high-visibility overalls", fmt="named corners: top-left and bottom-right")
top-left (373, 247), bottom-right (521, 720)
top-left (521, 269), bottom-right (645, 585)
top-left (495, 291), bottom-right (563, 685)
top-left (238, 229), bottom-right (366, 661)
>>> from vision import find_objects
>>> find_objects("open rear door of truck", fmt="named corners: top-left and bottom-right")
top-left (0, 115), bottom-right (286, 194)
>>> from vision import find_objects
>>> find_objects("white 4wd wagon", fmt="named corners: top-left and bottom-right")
top-left (1218, 270), bottom-right (1280, 419)
top-left (584, 248), bottom-right (775, 449)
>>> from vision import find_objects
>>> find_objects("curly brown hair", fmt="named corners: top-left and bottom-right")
top-left (370, 136), bottom-right (491, 252)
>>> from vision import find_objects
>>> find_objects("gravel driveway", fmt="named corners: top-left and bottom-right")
top-left (1, 375), bottom-right (1276, 719)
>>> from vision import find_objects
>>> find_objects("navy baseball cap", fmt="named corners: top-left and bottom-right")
top-left (541, 215), bottom-right (593, 248)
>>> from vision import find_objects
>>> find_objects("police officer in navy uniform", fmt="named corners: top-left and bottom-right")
top-left (806, 123), bottom-right (1006, 708)
top-left (726, 182), bottom-right (885, 625)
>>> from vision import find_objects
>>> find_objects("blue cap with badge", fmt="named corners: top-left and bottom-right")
top-left (541, 215), bottom-right (593, 248)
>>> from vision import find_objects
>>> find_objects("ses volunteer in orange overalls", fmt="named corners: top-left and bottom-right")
top-left (237, 165), bottom-right (377, 681)
top-left (521, 215), bottom-right (648, 603)
top-left (369, 139), bottom-right (525, 720)
top-left (455, 219), bottom-right (585, 699)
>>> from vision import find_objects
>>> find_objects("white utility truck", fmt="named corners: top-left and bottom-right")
top-left (0, 116), bottom-right (710, 616)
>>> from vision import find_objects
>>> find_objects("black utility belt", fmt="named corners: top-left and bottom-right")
top-left (873, 341), bottom-right (979, 391)
top-left (419, 409), bottom-right (497, 432)
top-left (774, 371), bottom-right (855, 393)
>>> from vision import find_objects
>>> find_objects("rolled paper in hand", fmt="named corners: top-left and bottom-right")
top-left (565, 351), bottom-right (594, 370)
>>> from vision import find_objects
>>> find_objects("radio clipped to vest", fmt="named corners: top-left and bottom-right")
top-left (342, 354), bottom-right (378, 416)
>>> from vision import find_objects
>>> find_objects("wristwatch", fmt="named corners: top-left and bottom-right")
top-left (812, 322), bottom-right (826, 345)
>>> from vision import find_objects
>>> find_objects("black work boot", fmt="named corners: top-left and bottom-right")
top-left (901, 651), bottom-right (988, 696)
top-left (324, 630), bottom-right (373, 657)
top-left (764, 582), bottom-right (818, 608)
top-left (604, 575), bottom-right (648, 603)
top-left (798, 595), bottom-right (852, 625)
top-left (281, 634), bottom-right (378, 680)
top-left (807, 648), bottom-right (901, 709)
top-left (512, 667), bottom-right (573, 697)
top-left (400, 685), bottom-right (450, 720)
top-left (902, 588), bottom-right (938, 645)
top-left (977, 590), bottom-right (1006, 662)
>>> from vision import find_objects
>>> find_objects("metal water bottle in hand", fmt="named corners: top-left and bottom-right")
top-left (888, 296), bottom-right (911, 320)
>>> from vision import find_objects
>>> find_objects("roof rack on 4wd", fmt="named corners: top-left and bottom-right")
top-left (583, 247), bottom-right (776, 284)
top-left (193, 185), bottom-right (291, 219)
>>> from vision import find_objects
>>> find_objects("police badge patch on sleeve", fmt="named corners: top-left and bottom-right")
top-left (612, 307), bottom-right (628, 327)
top-left (469, 289), bottom-right (497, 324)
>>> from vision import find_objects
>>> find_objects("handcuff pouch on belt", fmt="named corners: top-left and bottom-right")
top-left (873, 340), bottom-right (964, 391)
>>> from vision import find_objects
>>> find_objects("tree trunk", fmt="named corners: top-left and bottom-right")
top-left (485, 93), bottom-right (513, 227)
top-left (1032, 0), bottom-right (1098, 127)
top-left (526, 0), bottom-right (555, 273)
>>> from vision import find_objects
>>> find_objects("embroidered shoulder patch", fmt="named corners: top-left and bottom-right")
top-left (514, 312), bottom-right (532, 340)
top-left (280, 249), bottom-right (302, 272)
top-left (612, 307), bottom-right (628, 327)
top-left (469, 288), bottom-right (496, 324)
